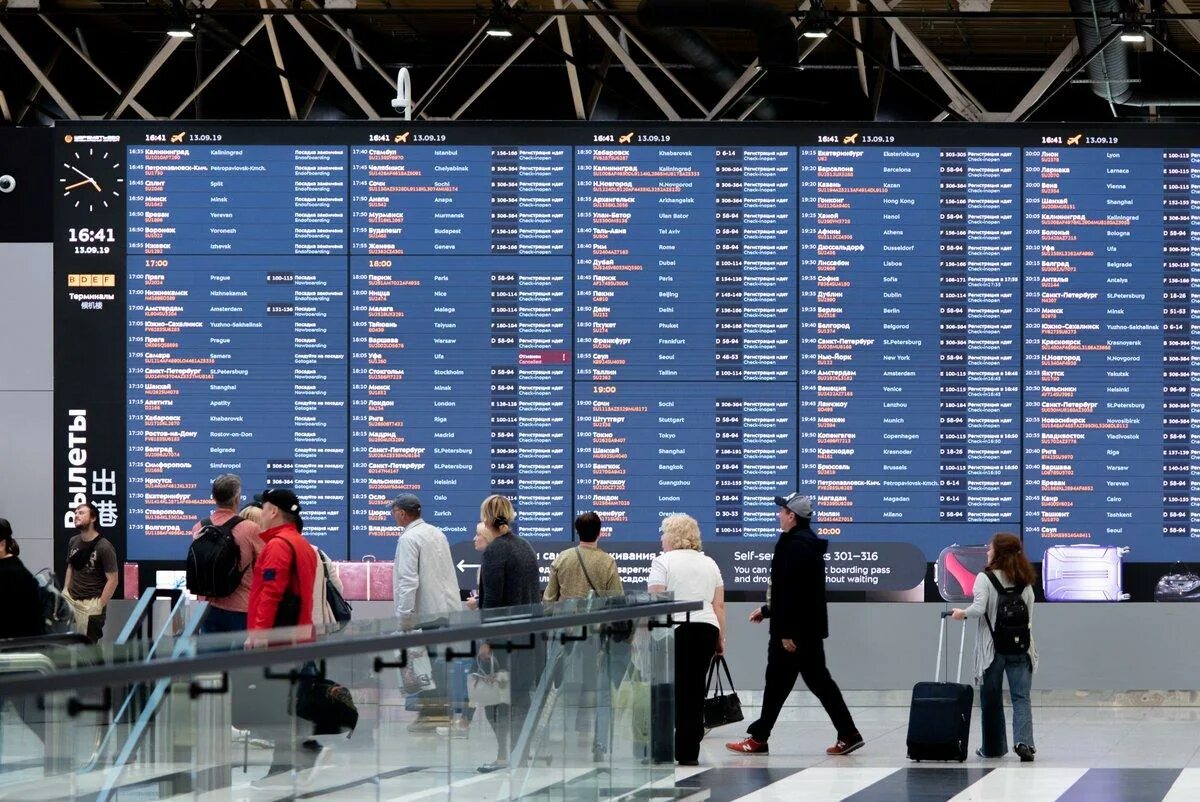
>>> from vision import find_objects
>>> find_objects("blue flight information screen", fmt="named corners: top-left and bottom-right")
top-left (50, 124), bottom-right (1200, 597)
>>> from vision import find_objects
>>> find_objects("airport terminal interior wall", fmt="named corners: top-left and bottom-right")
top-left (3, 243), bottom-right (1198, 691)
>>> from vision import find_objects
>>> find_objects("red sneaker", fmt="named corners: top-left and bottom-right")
top-left (725, 736), bottom-right (769, 754)
top-left (826, 736), bottom-right (865, 756)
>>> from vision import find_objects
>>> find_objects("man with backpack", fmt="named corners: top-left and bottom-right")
top-left (188, 474), bottom-right (263, 634)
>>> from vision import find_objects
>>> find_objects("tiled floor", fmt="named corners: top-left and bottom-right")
top-left (7, 704), bottom-right (1200, 799)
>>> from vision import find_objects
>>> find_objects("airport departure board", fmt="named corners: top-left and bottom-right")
top-left (51, 123), bottom-right (1200, 596)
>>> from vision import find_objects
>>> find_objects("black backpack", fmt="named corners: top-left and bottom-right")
top-left (186, 516), bottom-right (244, 598)
top-left (984, 570), bottom-right (1030, 655)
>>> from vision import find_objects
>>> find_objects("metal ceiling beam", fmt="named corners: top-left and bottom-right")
top-left (268, 0), bottom-right (379, 119)
top-left (866, 0), bottom-right (987, 121)
top-left (586, 49), bottom-right (613, 120)
top-left (451, 17), bottom-right (556, 120)
top-left (556, 0), bottom-right (586, 120)
top-left (169, 20), bottom-right (267, 120)
top-left (412, 25), bottom-right (490, 118)
top-left (1163, 0), bottom-right (1200, 49)
top-left (851, 0), bottom-right (869, 97)
top-left (589, 0), bottom-right (708, 117)
top-left (710, 1), bottom-right (903, 122)
top-left (568, 0), bottom-right (680, 120)
top-left (0, 91), bottom-right (10, 123)
top-left (0, 21), bottom-right (78, 119)
top-left (303, 39), bottom-right (341, 120)
top-left (1006, 40), bottom-right (1080, 122)
top-left (413, 0), bottom-right (523, 119)
top-left (261, 0), bottom-right (299, 119)
top-left (40, 15), bottom-right (155, 119)
top-left (307, 3), bottom-right (404, 97)
top-left (108, 0), bottom-right (220, 120)
top-left (706, 66), bottom-right (763, 121)
top-left (15, 45), bottom-right (61, 124)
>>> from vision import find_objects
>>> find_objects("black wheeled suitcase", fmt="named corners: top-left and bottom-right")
top-left (906, 611), bottom-right (973, 762)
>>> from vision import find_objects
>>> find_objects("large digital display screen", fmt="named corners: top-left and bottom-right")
top-left (52, 123), bottom-right (1200, 599)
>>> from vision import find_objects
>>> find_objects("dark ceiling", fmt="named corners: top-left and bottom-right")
top-left (2, 0), bottom-right (1200, 123)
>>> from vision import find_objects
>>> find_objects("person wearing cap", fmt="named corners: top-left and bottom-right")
top-left (0, 517), bottom-right (45, 640)
top-left (726, 492), bottom-right (864, 757)
top-left (391, 493), bottom-right (462, 732)
top-left (246, 488), bottom-right (319, 637)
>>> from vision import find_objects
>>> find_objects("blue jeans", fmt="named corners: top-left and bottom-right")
top-left (199, 606), bottom-right (247, 635)
top-left (980, 652), bottom-right (1034, 756)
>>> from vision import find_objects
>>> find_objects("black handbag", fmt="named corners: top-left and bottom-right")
top-left (703, 655), bottom-right (744, 730)
top-left (319, 550), bottom-right (353, 624)
top-left (294, 663), bottom-right (358, 736)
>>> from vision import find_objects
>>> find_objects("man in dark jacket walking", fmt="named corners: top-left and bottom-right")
top-left (726, 492), bottom-right (864, 756)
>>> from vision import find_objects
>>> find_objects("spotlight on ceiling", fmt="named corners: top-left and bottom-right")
top-left (1120, 26), bottom-right (1147, 44)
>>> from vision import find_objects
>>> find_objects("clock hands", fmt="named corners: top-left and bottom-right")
top-left (67, 164), bottom-right (102, 192)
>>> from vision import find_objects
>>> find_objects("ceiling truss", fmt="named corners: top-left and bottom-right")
top-left (0, 1), bottom-right (1195, 122)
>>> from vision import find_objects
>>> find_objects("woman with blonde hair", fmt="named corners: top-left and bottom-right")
top-left (951, 532), bottom-right (1039, 761)
top-left (475, 495), bottom-right (541, 773)
top-left (646, 513), bottom-right (725, 766)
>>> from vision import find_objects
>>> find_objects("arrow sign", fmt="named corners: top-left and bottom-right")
top-left (457, 559), bottom-right (480, 574)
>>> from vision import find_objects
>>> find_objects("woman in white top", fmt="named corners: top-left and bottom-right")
top-left (646, 513), bottom-right (726, 766)
top-left (951, 532), bottom-right (1039, 762)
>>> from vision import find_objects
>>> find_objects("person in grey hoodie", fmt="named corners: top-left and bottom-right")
top-left (392, 493), bottom-right (462, 732)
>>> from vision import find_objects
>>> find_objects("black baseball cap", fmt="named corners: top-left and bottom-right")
top-left (260, 488), bottom-right (301, 515)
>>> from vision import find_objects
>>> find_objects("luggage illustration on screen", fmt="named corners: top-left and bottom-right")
top-left (934, 544), bottom-right (989, 603)
top-left (1041, 544), bottom-right (1129, 602)
top-left (1154, 563), bottom-right (1200, 602)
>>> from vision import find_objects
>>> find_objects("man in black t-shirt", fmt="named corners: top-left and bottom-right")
top-left (64, 502), bottom-right (119, 643)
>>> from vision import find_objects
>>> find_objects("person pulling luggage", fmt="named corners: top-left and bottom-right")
top-left (951, 532), bottom-right (1038, 761)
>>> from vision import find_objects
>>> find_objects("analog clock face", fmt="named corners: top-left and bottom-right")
top-left (60, 146), bottom-right (123, 214)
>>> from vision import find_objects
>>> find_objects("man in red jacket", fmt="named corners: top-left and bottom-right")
top-left (246, 488), bottom-right (318, 642)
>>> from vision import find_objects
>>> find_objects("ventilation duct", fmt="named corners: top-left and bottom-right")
top-left (637, 0), bottom-right (798, 66)
top-left (1070, 0), bottom-right (1200, 107)
top-left (635, 0), bottom-right (797, 119)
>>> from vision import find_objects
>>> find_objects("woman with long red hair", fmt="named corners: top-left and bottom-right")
top-left (951, 533), bottom-right (1039, 762)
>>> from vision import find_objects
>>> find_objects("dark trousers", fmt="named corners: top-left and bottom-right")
top-left (199, 606), bottom-right (247, 635)
top-left (748, 637), bottom-right (858, 743)
top-left (673, 622), bottom-right (720, 763)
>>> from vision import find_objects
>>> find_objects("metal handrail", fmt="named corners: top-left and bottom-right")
top-left (0, 633), bottom-right (91, 652)
top-left (114, 587), bottom-right (185, 646)
top-left (82, 588), bottom-right (191, 773)
top-left (95, 602), bottom-right (209, 801)
top-left (0, 599), bottom-right (701, 698)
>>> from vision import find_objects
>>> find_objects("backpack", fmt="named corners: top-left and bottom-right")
top-left (984, 570), bottom-right (1030, 655)
top-left (186, 516), bottom-right (244, 598)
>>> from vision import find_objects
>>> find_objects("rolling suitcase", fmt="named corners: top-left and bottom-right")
top-left (1042, 544), bottom-right (1129, 602)
top-left (907, 611), bottom-right (972, 762)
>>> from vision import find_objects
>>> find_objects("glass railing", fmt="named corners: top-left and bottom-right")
top-left (0, 594), bottom-right (700, 801)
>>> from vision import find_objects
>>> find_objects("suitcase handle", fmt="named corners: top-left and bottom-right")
top-left (935, 611), bottom-right (968, 684)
